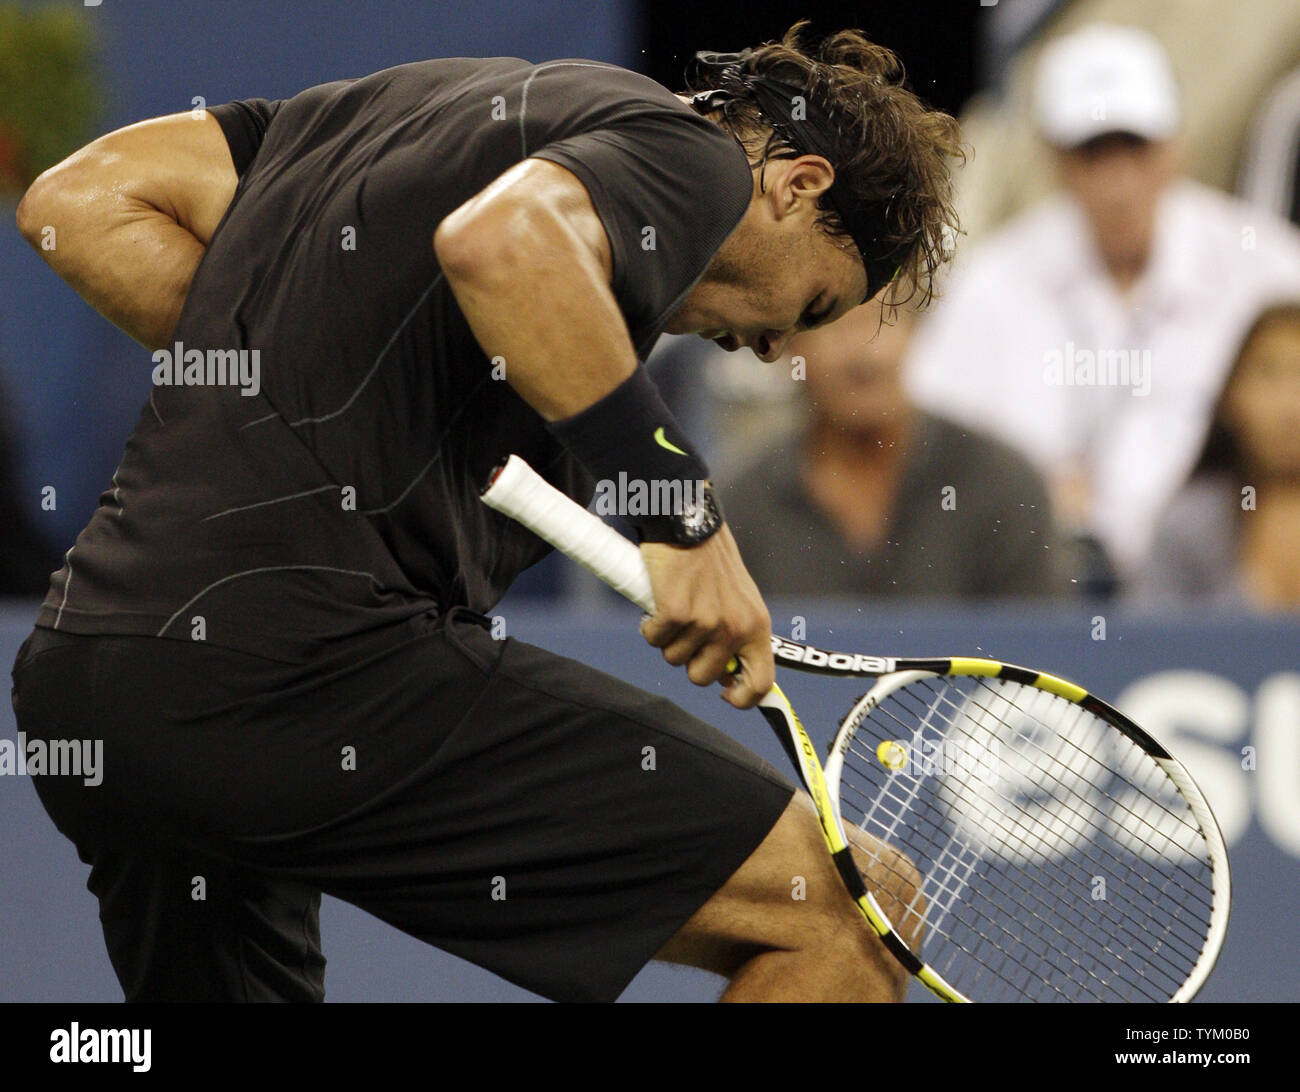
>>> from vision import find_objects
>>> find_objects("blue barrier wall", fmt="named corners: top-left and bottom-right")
top-left (2, 597), bottom-right (1295, 1002)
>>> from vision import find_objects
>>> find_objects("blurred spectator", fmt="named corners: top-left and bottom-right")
top-left (1139, 301), bottom-right (1300, 610)
top-left (723, 298), bottom-right (1064, 600)
top-left (905, 25), bottom-right (1300, 588)
top-left (959, 0), bottom-right (1300, 243)
top-left (1239, 65), bottom-right (1300, 228)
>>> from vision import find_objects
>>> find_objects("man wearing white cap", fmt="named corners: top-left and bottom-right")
top-left (906, 24), bottom-right (1300, 586)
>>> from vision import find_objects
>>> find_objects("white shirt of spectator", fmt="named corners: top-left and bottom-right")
top-left (904, 178), bottom-right (1300, 577)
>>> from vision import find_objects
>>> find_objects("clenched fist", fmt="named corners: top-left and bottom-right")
top-left (638, 524), bottom-right (774, 708)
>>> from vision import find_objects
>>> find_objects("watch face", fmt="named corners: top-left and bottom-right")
top-left (678, 487), bottom-right (722, 543)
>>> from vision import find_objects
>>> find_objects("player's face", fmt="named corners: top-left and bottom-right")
top-left (663, 157), bottom-right (870, 361)
top-left (1055, 133), bottom-right (1177, 274)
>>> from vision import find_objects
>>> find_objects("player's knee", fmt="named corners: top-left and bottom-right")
top-left (852, 839), bottom-right (925, 945)
top-left (858, 840), bottom-right (922, 903)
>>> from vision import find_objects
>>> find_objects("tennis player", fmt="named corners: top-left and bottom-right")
top-left (12, 24), bottom-right (960, 1002)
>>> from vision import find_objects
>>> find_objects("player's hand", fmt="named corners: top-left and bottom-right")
top-left (638, 524), bottom-right (774, 709)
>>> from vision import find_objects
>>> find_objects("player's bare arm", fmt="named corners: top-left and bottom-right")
top-left (437, 158), bottom-right (774, 706)
top-left (435, 159), bottom-right (629, 419)
top-left (16, 112), bottom-right (238, 351)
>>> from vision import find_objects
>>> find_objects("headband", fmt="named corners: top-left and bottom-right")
top-left (689, 49), bottom-right (904, 301)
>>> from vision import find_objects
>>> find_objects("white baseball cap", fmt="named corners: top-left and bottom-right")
top-left (1034, 24), bottom-right (1181, 148)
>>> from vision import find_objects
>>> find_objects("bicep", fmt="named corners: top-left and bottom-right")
top-left (21, 111), bottom-right (239, 246)
top-left (434, 158), bottom-right (612, 285)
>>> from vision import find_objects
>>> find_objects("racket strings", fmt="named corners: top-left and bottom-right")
top-left (838, 749), bottom-right (1159, 1002)
top-left (859, 813), bottom-right (1101, 1001)
top-left (1003, 696), bottom-right (1212, 887)
top-left (868, 676), bottom-right (1211, 982)
top-left (883, 681), bottom-right (1206, 998)
top-left (920, 684), bottom-right (1216, 937)
top-left (840, 745), bottom-right (1191, 1003)
top-left (843, 734), bottom-right (1105, 945)
top-left (928, 679), bottom-right (1207, 877)
top-left (846, 686), bottom-right (1213, 951)
top-left (838, 760), bottom-right (1169, 1002)
top-left (865, 677), bottom-right (1213, 914)
top-left (847, 810), bottom-right (1115, 1002)
top-left (948, 681), bottom-right (1217, 936)
top-left (835, 675), bottom-right (1216, 1002)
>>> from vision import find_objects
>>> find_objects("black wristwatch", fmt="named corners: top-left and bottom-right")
top-left (637, 481), bottom-right (724, 546)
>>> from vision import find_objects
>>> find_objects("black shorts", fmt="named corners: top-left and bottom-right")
top-left (10, 607), bottom-right (794, 1002)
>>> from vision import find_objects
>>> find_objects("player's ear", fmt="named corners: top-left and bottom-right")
top-left (773, 155), bottom-right (834, 220)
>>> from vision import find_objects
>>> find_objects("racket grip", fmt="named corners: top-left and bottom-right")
top-left (481, 455), bottom-right (656, 614)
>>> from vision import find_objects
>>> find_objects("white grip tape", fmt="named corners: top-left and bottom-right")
top-left (481, 455), bottom-right (656, 613)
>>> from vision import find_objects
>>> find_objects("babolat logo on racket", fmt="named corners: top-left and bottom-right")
top-left (770, 635), bottom-right (890, 675)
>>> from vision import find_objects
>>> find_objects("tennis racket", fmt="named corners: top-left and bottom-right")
top-left (481, 454), bottom-right (1231, 1003)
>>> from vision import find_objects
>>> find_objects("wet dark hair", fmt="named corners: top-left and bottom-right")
top-left (684, 20), bottom-right (965, 307)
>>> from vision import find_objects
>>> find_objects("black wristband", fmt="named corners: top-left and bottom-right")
top-left (546, 367), bottom-right (724, 546)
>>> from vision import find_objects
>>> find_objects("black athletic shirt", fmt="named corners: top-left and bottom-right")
top-left (36, 58), bottom-right (753, 661)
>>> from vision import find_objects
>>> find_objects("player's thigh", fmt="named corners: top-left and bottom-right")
top-left (655, 793), bottom-right (839, 964)
top-left (656, 792), bottom-right (921, 974)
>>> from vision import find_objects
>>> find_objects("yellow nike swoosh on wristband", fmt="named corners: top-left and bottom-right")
top-left (653, 427), bottom-right (688, 457)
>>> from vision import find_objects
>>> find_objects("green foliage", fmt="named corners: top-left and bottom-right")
top-left (0, 4), bottom-right (100, 195)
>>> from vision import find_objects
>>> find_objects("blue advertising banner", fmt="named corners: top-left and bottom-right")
top-left (2, 600), bottom-right (1295, 1002)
